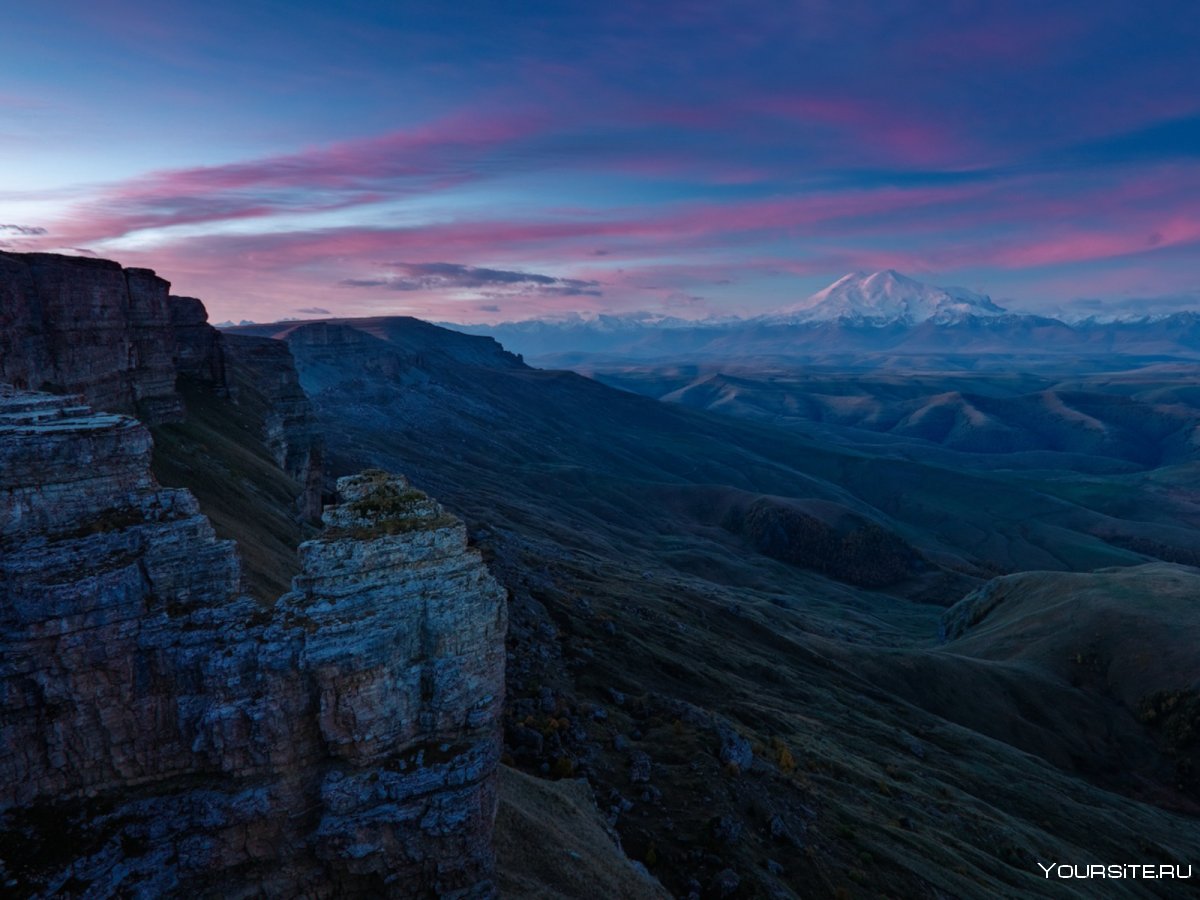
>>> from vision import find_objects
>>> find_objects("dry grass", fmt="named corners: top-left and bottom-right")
top-left (150, 370), bottom-right (310, 602)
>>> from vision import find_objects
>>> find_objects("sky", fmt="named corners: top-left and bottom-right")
top-left (2, 0), bottom-right (1199, 323)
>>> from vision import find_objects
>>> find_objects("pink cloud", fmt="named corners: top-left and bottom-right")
top-left (58, 179), bottom-right (976, 322)
top-left (23, 125), bottom-right (1200, 324)
top-left (980, 216), bottom-right (1200, 268)
top-left (38, 107), bottom-right (550, 244)
top-left (110, 179), bottom-right (983, 272)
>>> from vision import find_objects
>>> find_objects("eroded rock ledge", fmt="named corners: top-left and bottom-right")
top-left (0, 389), bottom-right (507, 898)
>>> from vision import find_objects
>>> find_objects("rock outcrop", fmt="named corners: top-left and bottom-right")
top-left (0, 249), bottom-right (324, 536)
top-left (0, 388), bottom-right (507, 897)
top-left (221, 334), bottom-right (325, 521)
top-left (279, 471), bottom-right (508, 889)
top-left (0, 252), bottom-right (182, 422)
top-left (169, 294), bottom-right (227, 388)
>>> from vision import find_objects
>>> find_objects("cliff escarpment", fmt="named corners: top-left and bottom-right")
top-left (0, 252), bottom-right (182, 422)
top-left (0, 388), bottom-right (507, 897)
top-left (151, 325), bottom-right (326, 599)
top-left (220, 332), bottom-right (325, 522)
top-left (0, 249), bottom-right (324, 598)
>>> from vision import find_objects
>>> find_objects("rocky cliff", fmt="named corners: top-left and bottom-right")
top-left (0, 252), bottom-right (182, 422)
top-left (0, 249), bottom-right (324, 602)
top-left (0, 389), bottom-right (506, 896)
top-left (169, 294), bottom-right (227, 388)
top-left (220, 333), bottom-right (325, 522)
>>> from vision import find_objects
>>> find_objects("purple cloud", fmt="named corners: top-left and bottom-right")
top-left (41, 108), bottom-right (551, 243)
top-left (341, 262), bottom-right (602, 296)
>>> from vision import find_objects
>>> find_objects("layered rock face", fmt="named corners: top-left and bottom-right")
top-left (0, 251), bottom-right (322, 519)
top-left (0, 252), bottom-right (182, 422)
top-left (222, 333), bottom-right (325, 520)
top-left (279, 472), bottom-right (508, 889)
top-left (169, 294), bottom-right (227, 388)
top-left (0, 389), bottom-right (507, 897)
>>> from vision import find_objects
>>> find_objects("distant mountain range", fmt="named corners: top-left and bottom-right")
top-left (444, 271), bottom-right (1200, 367)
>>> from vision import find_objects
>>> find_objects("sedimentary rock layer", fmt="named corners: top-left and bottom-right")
top-left (0, 389), bottom-right (507, 897)
top-left (0, 252), bottom-right (322, 518)
top-left (0, 252), bottom-right (182, 422)
top-left (169, 294), bottom-right (227, 388)
top-left (222, 333), bottom-right (325, 521)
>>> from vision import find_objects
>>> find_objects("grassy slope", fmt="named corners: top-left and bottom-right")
top-left (495, 765), bottom-right (669, 899)
top-left (271, 318), bottom-right (1200, 899)
top-left (150, 369), bottom-right (309, 602)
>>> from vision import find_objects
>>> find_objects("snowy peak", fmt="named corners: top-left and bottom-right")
top-left (768, 270), bottom-right (1007, 326)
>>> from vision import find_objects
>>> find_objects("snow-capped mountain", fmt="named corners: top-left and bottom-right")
top-left (439, 270), bottom-right (1200, 364)
top-left (451, 311), bottom-right (697, 332)
top-left (764, 270), bottom-right (1007, 325)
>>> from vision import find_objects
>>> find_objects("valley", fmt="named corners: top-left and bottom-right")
top-left (229, 313), bottom-right (1200, 898)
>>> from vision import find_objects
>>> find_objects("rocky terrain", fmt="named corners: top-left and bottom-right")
top-left (0, 389), bottom-right (508, 897)
top-left (219, 333), bottom-right (326, 522)
top-left (0, 252), bottom-right (511, 898)
top-left (0, 252), bottom-right (183, 422)
top-left (229, 313), bottom-right (1200, 898)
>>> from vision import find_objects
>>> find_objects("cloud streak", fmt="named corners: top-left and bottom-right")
top-left (342, 262), bottom-right (602, 296)
top-left (7, 1), bottom-right (1200, 321)
top-left (38, 107), bottom-right (552, 244)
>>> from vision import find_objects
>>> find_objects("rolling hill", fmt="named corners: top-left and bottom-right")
top-left (228, 315), bottom-right (1200, 898)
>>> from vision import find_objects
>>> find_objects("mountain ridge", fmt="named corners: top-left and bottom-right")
top-left (438, 270), bottom-right (1197, 332)
top-left (427, 271), bottom-right (1200, 367)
